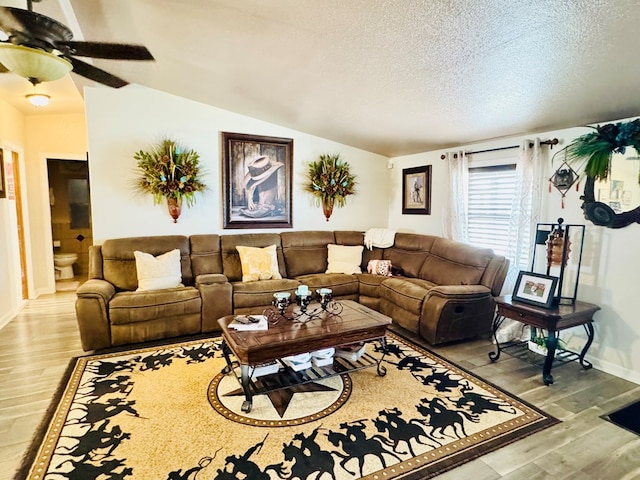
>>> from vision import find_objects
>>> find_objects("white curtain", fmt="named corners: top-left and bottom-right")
top-left (443, 141), bottom-right (545, 343)
top-left (497, 138), bottom-right (545, 342)
top-left (504, 138), bottom-right (544, 291)
top-left (442, 150), bottom-right (469, 243)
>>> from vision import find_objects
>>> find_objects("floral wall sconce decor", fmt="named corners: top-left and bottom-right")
top-left (133, 138), bottom-right (206, 223)
top-left (304, 153), bottom-right (357, 221)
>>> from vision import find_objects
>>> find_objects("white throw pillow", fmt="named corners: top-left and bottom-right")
top-left (236, 245), bottom-right (283, 282)
top-left (326, 244), bottom-right (363, 275)
top-left (134, 249), bottom-right (183, 291)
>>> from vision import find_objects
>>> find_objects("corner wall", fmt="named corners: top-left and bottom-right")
top-left (389, 122), bottom-right (640, 384)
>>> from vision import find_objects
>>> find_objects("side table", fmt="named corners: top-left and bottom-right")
top-left (488, 295), bottom-right (600, 385)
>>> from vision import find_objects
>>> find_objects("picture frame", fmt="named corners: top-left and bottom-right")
top-left (0, 149), bottom-right (5, 199)
top-left (221, 132), bottom-right (293, 229)
top-left (402, 165), bottom-right (431, 214)
top-left (512, 271), bottom-right (558, 309)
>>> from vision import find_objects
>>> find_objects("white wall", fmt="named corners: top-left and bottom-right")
top-left (84, 85), bottom-right (390, 242)
top-left (389, 122), bottom-right (640, 384)
top-left (0, 99), bottom-right (25, 328)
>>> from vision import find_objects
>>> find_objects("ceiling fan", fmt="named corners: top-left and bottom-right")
top-left (0, 0), bottom-right (154, 88)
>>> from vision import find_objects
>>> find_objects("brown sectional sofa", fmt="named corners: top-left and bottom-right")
top-left (75, 231), bottom-right (508, 351)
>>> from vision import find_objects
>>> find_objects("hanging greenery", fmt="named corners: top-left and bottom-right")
top-left (566, 118), bottom-right (640, 183)
top-left (304, 154), bottom-right (357, 206)
top-left (304, 153), bottom-right (357, 221)
top-left (133, 138), bottom-right (206, 207)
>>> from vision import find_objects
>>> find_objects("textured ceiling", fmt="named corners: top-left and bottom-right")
top-left (1, 0), bottom-right (640, 157)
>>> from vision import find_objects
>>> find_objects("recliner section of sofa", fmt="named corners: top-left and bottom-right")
top-left (75, 231), bottom-right (508, 351)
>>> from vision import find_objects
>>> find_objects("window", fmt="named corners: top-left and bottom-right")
top-left (467, 164), bottom-right (516, 257)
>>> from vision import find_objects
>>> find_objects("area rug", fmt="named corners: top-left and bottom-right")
top-left (17, 332), bottom-right (558, 480)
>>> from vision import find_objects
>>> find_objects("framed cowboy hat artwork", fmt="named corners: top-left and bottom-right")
top-left (222, 132), bottom-right (293, 229)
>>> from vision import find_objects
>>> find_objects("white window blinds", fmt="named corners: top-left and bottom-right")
top-left (467, 164), bottom-right (516, 257)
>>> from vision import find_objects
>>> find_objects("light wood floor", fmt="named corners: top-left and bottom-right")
top-left (1, 292), bottom-right (639, 479)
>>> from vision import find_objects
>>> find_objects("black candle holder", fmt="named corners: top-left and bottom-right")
top-left (263, 288), bottom-right (343, 324)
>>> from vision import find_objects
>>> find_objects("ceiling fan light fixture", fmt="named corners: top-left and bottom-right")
top-left (26, 92), bottom-right (50, 107)
top-left (0, 43), bottom-right (71, 83)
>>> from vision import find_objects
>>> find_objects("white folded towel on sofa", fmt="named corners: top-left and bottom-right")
top-left (364, 228), bottom-right (396, 250)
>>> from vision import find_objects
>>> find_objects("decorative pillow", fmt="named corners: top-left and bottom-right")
top-left (236, 245), bottom-right (282, 282)
top-left (326, 244), bottom-right (363, 275)
top-left (367, 259), bottom-right (393, 276)
top-left (134, 249), bottom-right (182, 291)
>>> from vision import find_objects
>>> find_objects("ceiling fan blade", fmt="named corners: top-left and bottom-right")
top-left (0, 63), bottom-right (8, 73)
top-left (60, 41), bottom-right (154, 60)
top-left (0, 6), bottom-right (72, 47)
top-left (69, 57), bottom-right (128, 88)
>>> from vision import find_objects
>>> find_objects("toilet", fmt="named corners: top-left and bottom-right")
top-left (54, 253), bottom-right (78, 280)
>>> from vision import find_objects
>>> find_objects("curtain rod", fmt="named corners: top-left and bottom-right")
top-left (440, 138), bottom-right (558, 159)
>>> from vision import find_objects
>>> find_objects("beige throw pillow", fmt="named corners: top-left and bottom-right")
top-left (134, 249), bottom-right (182, 291)
top-left (326, 244), bottom-right (363, 274)
top-left (236, 245), bottom-right (282, 282)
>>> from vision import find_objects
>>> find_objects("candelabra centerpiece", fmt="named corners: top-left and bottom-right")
top-left (264, 285), bottom-right (342, 324)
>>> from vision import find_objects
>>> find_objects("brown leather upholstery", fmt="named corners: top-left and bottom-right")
top-left (101, 235), bottom-right (193, 290)
top-left (281, 231), bottom-right (335, 277)
top-left (75, 230), bottom-right (508, 351)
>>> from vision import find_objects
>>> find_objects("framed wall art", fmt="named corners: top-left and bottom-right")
top-left (402, 165), bottom-right (431, 214)
top-left (512, 271), bottom-right (558, 309)
top-left (222, 132), bottom-right (293, 229)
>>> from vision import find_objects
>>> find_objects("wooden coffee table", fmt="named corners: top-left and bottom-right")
top-left (218, 300), bottom-right (392, 412)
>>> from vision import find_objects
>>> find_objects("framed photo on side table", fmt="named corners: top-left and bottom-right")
top-left (402, 165), bottom-right (431, 214)
top-left (512, 271), bottom-right (558, 309)
top-left (221, 132), bottom-right (293, 229)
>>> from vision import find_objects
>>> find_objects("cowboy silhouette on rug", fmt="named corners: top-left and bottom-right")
top-left (373, 407), bottom-right (440, 456)
top-left (327, 420), bottom-right (402, 476)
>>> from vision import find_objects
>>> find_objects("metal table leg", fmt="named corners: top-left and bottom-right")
top-left (542, 330), bottom-right (559, 385)
top-left (488, 313), bottom-right (506, 362)
top-left (376, 337), bottom-right (388, 376)
top-left (578, 322), bottom-right (594, 370)
top-left (220, 340), bottom-right (233, 374)
top-left (239, 364), bottom-right (253, 412)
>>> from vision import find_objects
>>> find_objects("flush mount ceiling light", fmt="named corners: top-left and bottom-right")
top-left (0, 43), bottom-right (71, 84)
top-left (26, 91), bottom-right (50, 107)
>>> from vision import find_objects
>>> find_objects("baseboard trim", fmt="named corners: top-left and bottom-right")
top-left (591, 358), bottom-right (640, 386)
top-left (0, 299), bottom-right (27, 330)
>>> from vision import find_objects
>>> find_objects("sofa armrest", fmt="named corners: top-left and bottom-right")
top-left (419, 285), bottom-right (495, 345)
top-left (75, 279), bottom-right (116, 351)
top-left (195, 273), bottom-right (229, 286)
top-left (425, 284), bottom-right (492, 300)
top-left (196, 277), bottom-right (233, 332)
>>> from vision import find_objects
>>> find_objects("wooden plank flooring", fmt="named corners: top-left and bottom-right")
top-left (1, 293), bottom-right (639, 479)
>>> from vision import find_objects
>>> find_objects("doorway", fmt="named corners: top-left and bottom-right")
top-left (46, 158), bottom-right (93, 290)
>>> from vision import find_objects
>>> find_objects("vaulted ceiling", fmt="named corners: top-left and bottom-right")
top-left (2, 0), bottom-right (640, 157)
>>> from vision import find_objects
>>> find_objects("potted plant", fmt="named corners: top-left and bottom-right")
top-left (133, 138), bottom-right (206, 222)
top-left (304, 153), bottom-right (357, 221)
top-left (528, 329), bottom-right (566, 357)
